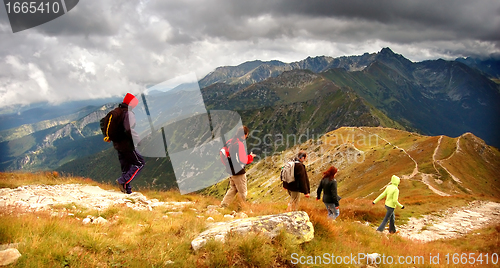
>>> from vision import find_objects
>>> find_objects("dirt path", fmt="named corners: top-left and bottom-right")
top-left (435, 135), bottom-right (465, 185)
top-left (358, 128), bottom-right (419, 180)
top-left (398, 201), bottom-right (500, 242)
top-left (0, 184), bottom-right (192, 213)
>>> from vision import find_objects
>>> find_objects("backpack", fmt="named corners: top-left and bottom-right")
top-left (280, 160), bottom-right (298, 183)
top-left (219, 139), bottom-right (236, 175)
top-left (100, 107), bottom-right (127, 142)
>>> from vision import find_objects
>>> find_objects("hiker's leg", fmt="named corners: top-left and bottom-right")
top-left (117, 151), bottom-right (129, 185)
top-left (377, 205), bottom-right (394, 232)
top-left (333, 206), bottom-right (340, 220)
top-left (233, 174), bottom-right (248, 201)
top-left (232, 174), bottom-right (249, 210)
top-left (324, 203), bottom-right (335, 219)
top-left (287, 190), bottom-right (300, 211)
top-left (121, 150), bottom-right (145, 194)
top-left (221, 176), bottom-right (237, 206)
top-left (389, 210), bottom-right (396, 233)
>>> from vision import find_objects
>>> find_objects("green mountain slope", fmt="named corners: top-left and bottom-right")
top-left (203, 127), bottom-right (500, 202)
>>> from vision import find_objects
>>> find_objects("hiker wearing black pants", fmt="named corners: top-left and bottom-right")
top-left (113, 93), bottom-right (145, 194)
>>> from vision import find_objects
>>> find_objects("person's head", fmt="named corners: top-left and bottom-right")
top-left (235, 125), bottom-right (250, 140)
top-left (391, 175), bottom-right (400, 186)
top-left (297, 150), bottom-right (307, 162)
top-left (323, 166), bottom-right (338, 181)
top-left (122, 93), bottom-right (139, 109)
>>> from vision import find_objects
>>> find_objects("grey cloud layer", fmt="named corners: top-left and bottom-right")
top-left (0, 0), bottom-right (499, 107)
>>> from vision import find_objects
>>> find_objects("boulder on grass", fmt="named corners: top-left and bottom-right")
top-left (191, 211), bottom-right (314, 251)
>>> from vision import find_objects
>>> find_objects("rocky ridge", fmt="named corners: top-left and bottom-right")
top-left (0, 184), bottom-right (191, 213)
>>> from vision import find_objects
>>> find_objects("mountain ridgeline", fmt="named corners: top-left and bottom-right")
top-left (201, 48), bottom-right (500, 148)
top-left (0, 48), bottom-right (498, 192)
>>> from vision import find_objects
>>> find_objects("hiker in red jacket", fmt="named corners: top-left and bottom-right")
top-left (114, 93), bottom-right (145, 194)
top-left (220, 126), bottom-right (256, 208)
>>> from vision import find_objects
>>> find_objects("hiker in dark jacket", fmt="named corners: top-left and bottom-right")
top-left (114, 93), bottom-right (145, 194)
top-left (221, 126), bottom-right (256, 208)
top-left (283, 150), bottom-right (310, 211)
top-left (316, 166), bottom-right (341, 220)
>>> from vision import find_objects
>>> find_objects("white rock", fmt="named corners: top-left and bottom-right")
top-left (214, 234), bottom-right (225, 242)
top-left (235, 212), bottom-right (248, 218)
top-left (192, 211), bottom-right (314, 251)
top-left (93, 217), bottom-right (108, 225)
top-left (82, 218), bottom-right (92, 224)
top-left (366, 253), bottom-right (381, 264)
top-left (0, 248), bottom-right (21, 266)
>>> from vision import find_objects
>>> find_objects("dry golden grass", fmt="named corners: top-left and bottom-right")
top-left (2, 130), bottom-right (500, 268)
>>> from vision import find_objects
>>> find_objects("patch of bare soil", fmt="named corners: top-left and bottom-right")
top-left (398, 201), bottom-right (500, 242)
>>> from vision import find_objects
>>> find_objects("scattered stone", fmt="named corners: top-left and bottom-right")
top-left (206, 217), bottom-right (214, 222)
top-left (206, 209), bottom-right (221, 215)
top-left (235, 212), bottom-right (248, 219)
top-left (223, 214), bottom-right (234, 219)
top-left (191, 211), bottom-right (314, 251)
top-left (93, 217), bottom-right (108, 225)
top-left (366, 253), bottom-right (381, 264)
top-left (0, 248), bottom-right (21, 266)
top-left (82, 218), bottom-right (92, 225)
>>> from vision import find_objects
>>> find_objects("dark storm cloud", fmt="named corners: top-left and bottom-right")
top-left (0, 0), bottom-right (499, 107)
top-left (146, 0), bottom-right (499, 45)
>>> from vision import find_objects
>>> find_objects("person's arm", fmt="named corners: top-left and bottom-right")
top-left (304, 164), bottom-right (310, 195)
top-left (373, 188), bottom-right (388, 204)
top-left (394, 188), bottom-right (404, 208)
top-left (332, 180), bottom-right (339, 207)
top-left (316, 179), bottom-right (323, 200)
top-left (125, 111), bottom-right (140, 147)
top-left (237, 140), bottom-right (254, 164)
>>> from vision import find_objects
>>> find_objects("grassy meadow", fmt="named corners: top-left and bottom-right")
top-left (1, 171), bottom-right (499, 267)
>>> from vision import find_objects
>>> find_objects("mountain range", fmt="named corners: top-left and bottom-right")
top-left (0, 48), bottom-right (499, 191)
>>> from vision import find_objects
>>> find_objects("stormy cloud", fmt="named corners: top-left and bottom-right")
top-left (0, 0), bottom-right (498, 107)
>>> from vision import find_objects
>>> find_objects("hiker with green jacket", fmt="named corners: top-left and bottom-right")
top-left (372, 175), bottom-right (405, 233)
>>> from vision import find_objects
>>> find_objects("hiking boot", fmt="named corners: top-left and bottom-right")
top-left (116, 179), bottom-right (126, 193)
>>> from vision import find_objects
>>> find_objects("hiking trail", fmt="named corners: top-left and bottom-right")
top-left (398, 201), bottom-right (500, 242)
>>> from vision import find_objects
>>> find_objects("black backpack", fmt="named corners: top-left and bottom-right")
top-left (100, 107), bottom-right (127, 142)
top-left (219, 139), bottom-right (236, 175)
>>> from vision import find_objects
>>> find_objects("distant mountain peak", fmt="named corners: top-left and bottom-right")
top-left (379, 47), bottom-right (395, 55)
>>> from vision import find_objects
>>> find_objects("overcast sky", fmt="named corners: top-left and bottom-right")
top-left (1, 0), bottom-right (499, 108)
